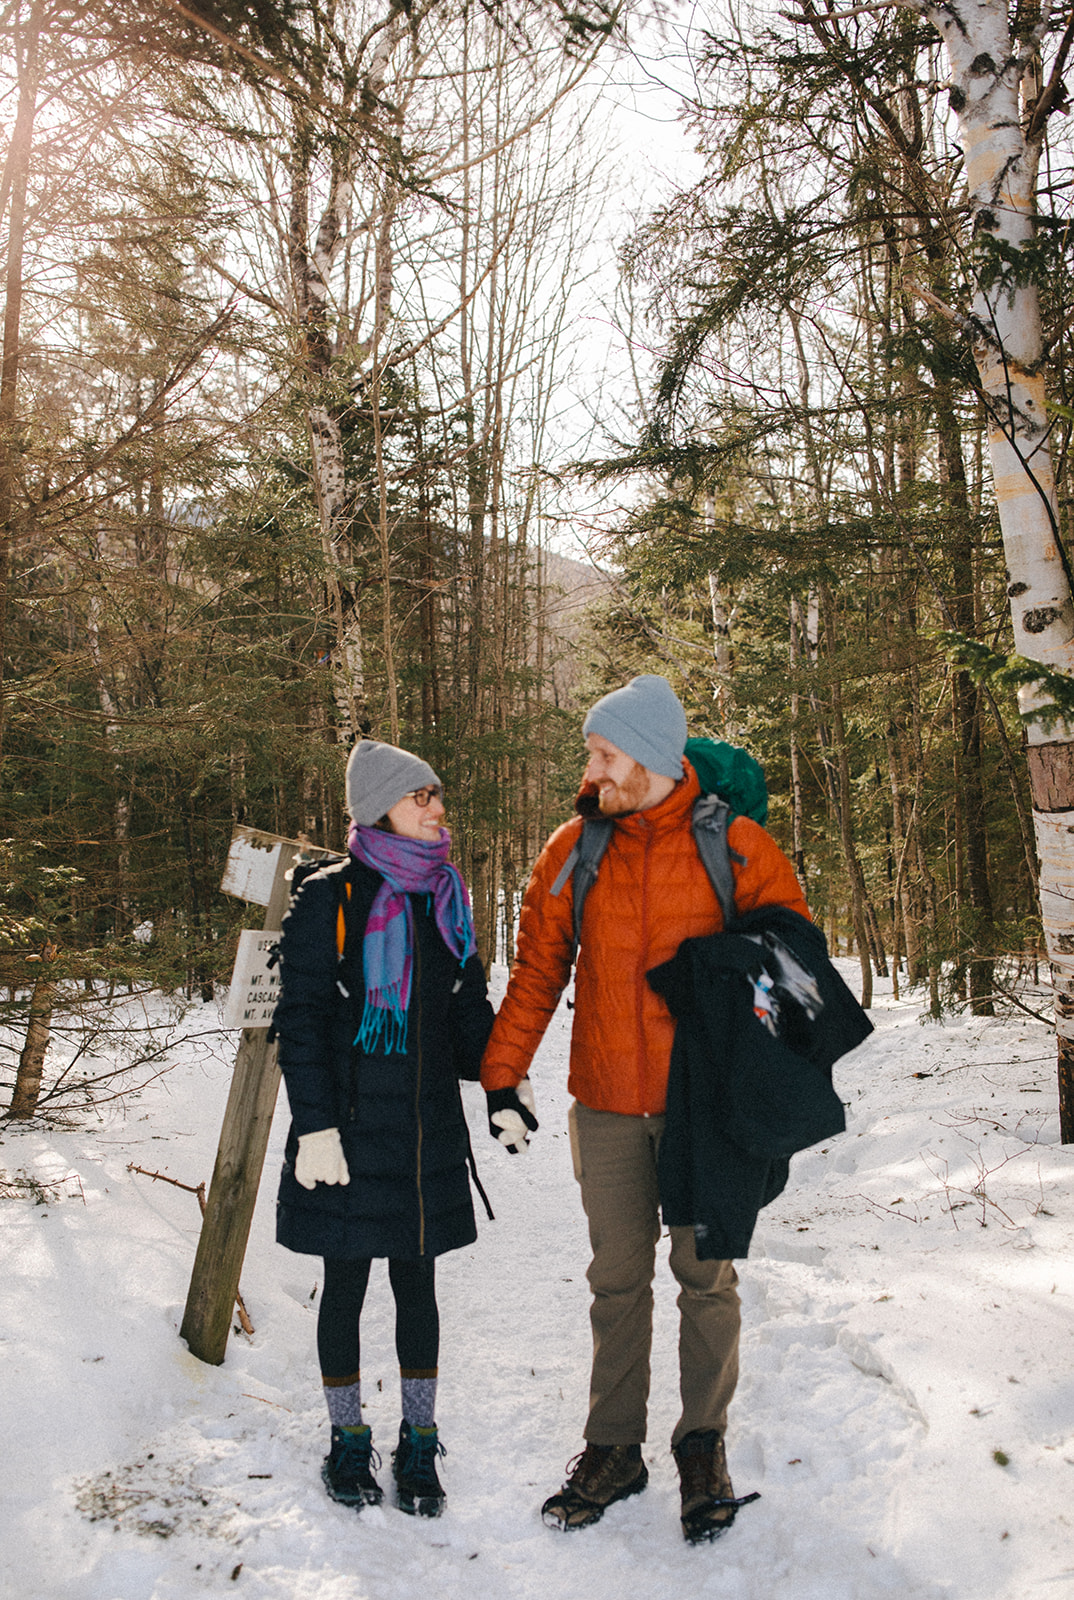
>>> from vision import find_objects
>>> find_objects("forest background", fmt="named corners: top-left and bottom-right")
top-left (3, 0), bottom-right (1074, 1125)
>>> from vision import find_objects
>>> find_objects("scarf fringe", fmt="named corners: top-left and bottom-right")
top-left (355, 986), bottom-right (410, 1056)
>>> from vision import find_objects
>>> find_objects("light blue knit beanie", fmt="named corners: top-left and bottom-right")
top-left (582, 675), bottom-right (687, 780)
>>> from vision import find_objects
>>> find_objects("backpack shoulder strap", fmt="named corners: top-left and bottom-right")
top-left (691, 793), bottom-right (746, 928)
top-left (548, 798), bottom-right (747, 962)
top-left (549, 817), bottom-right (614, 963)
top-left (336, 876), bottom-right (351, 959)
top-left (327, 855), bottom-right (357, 961)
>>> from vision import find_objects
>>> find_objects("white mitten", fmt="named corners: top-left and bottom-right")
top-left (294, 1127), bottom-right (351, 1190)
top-left (490, 1077), bottom-right (539, 1154)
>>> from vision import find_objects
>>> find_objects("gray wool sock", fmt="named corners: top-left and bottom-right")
top-left (400, 1371), bottom-right (437, 1428)
top-left (323, 1375), bottom-right (363, 1429)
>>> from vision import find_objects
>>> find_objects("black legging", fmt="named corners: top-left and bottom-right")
top-left (318, 1256), bottom-right (439, 1379)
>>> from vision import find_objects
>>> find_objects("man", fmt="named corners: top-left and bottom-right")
top-left (481, 675), bottom-right (809, 1543)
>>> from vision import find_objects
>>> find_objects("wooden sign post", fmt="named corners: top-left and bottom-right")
top-left (180, 827), bottom-right (327, 1366)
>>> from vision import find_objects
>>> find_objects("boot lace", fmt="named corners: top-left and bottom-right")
top-left (400, 1426), bottom-right (446, 1486)
top-left (337, 1428), bottom-right (380, 1476)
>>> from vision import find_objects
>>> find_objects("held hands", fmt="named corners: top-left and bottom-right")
top-left (486, 1079), bottom-right (539, 1154)
top-left (294, 1127), bottom-right (351, 1190)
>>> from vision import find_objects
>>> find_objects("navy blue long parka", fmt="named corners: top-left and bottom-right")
top-left (274, 856), bottom-right (494, 1261)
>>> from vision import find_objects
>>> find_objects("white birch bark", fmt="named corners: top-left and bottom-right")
top-left (294, 8), bottom-right (414, 744)
top-left (87, 589), bottom-right (131, 927)
top-left (286, 6), bottom-right (409, 744)
top-left (707, 577), bottom-right (733, 672)
top-left (296, 159), bottom-right (366, 740)
top-left (909, 0), bottom-right (1074, 1126)
top-left (704, 499), bottom-right (734, 672)
top-left (922, 1), bottom-right (1071, 688)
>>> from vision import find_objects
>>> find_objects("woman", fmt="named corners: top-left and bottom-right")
top-left (273, 738), bottom-right (494, 1517)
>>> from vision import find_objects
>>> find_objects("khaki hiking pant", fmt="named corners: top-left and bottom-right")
top-left (568, 1100), bottom-right (740, 1450)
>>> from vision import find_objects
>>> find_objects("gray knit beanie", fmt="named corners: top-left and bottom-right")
top-left (345, 739), bottom-right (442, 825)
top-left (582, 675), bottom-right (687, 780)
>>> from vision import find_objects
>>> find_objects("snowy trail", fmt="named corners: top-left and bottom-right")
top-left (2, 969), bottom-right (1073, 1599)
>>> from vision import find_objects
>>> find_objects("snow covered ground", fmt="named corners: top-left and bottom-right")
top-left (2, 965), bottom-right (1073, 1600)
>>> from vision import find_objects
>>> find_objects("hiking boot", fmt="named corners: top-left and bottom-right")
top-left (392, 1419), bottom-right (446, 1517)
top-left (541, 1442), bottom-right (648, 1530)
top-left (673, 1429), bottom-right (759, 1544)
top-left (322, 1424), bottom-right (383, 1508)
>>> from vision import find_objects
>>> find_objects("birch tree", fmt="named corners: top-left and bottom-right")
top-left (871, 0), bottom-right (1074, 1134)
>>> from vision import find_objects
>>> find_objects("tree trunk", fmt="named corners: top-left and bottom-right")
top-left (937, 379), bottom-right (995, 1012)
top-left (6, 942), bottom-right (57, 1119)
top-left (818, 584), bottom-right (874, 1005)
top-left (0, 0), bottom-right (43, 767)
top-left (925, 0), bottom-right (1074, 1134)
top-left (788, 605), bottom-right (806, 884)
top-left (885, 724), bottom-right (913, 983)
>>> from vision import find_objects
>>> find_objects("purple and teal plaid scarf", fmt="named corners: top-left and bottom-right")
top-left (347, 822), bottom-right (477, 1055)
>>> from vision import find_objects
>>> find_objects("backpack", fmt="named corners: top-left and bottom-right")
top-left (548, 737), bottom-right (768, 963)
top-left (288, 851), bottom-right (351, 957)
top-left (266, 853), bottom-right (349, 1030)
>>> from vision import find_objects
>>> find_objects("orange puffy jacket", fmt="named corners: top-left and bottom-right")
top-left (481, 760), bottom-right (810, 1116)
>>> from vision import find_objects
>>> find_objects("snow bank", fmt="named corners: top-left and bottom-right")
top-left (2, 969), bottom-right (1072, 1599)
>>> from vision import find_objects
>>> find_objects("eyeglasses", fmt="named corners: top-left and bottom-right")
top-left (404, 785), bottom-right (443, 808)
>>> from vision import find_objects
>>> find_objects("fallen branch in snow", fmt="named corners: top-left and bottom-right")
top-left (127, 1162), bottom-right (204, 1200)
top-left (127, 1164), bottom-right (254, 1336)
top-left (982, 979), bottom-right (1054, 1026)
top-left (240, 1393), bottom-right (292, 1412)
top-left (850, 1193), bottom-right (924, 1224)
top-left (939, 1055), bottom-right (1053, 1073)
top-left (922, 1146), bottom-right (1027, 1233)
top-left (940, 1107), bottom-right (1050, 1145)
top-left (0, 1167), bottom-right (85, 1204)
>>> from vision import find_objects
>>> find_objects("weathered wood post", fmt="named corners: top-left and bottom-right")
top-left (180, 828), bottom-right (322, 1365)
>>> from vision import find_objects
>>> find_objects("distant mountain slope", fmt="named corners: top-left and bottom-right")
top-left (535, 547), bottom-right (612, 705)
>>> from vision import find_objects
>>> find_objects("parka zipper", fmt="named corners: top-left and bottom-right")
top-left (414, 921), bottom-right (426, 1256)
top-left (637, 816), bottom-right (652, 1111)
